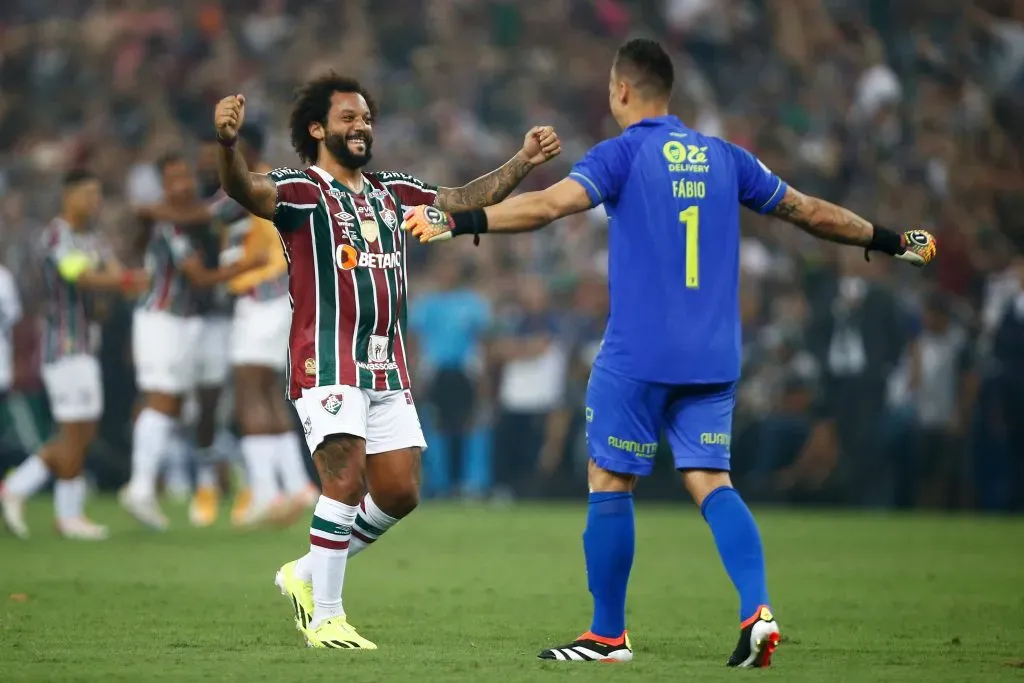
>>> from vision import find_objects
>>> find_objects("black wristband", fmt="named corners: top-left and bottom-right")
top-left (864, 224), bottom-right (902, 261)
top-left (450, 208), bottom-right (489, 246)
top-left (217, 135), bottom-right (237, 148)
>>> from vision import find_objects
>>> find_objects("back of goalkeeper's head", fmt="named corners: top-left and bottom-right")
top-left (609, 39), bottom-right (674, 128)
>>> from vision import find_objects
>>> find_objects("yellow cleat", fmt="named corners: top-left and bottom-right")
top-left (275, 560), bottom-right (314, 633)
top-left (188, 486), bottom-right (221, 527)
top-left (305, 616), bottom-right (377, 650)
top-left (230, 487), bottom-right (252, 526)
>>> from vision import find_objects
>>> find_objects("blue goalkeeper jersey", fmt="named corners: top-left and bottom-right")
top-left (569, 115), bottom-right (787, 384)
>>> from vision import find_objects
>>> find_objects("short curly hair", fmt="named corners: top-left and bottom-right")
top-left (289, 72), bottom-right (379, 164)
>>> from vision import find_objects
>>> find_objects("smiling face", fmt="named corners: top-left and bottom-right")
top-left (311, 91), bottom-right (374, 170)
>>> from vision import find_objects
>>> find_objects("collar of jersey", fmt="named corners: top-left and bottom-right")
top-left (626, 115), bottom-right (682, 131)
top-left (308, 165), bottom-right (366, 195)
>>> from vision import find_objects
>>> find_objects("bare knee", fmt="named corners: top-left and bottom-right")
top-left (314, 435), bottom-right (367, 506)
top-left (681, 469), bottom-right (733, 507)
top-left (366, 447), bottom-right (421, 518)
top-left (235, 368), bottom-right (276, 435)
top-left (587, 458), bottom-right (637, 493)
top-left (372, 480), bottom-right (419, 519)
top-left (237, 402), bottom-right (274, 436)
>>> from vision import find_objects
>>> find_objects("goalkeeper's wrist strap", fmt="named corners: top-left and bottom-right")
top-left (864, 224), bottom-right (902, 262)
top-left (450, 208), bottom-right (489, 246)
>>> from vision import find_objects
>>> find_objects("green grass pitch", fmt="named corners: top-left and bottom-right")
top-left (1, 497), bottom-right (1022, 682)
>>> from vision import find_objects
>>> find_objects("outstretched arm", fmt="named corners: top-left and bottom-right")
top-left (433, 126), bottom-right (561, 211)
top-left (769, 186), bottom-right (936, 266)
top-left (404, 178), bottom-right (591, 243)
top-left (480, 178), bottom-right (592, 233)
top-left (769, 186), bottom-right (873, 246)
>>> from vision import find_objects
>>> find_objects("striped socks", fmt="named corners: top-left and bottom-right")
top-left (295, 493), bottom-right (402, 582)
top-left (308, 495), bottom-right (357, 628)
top-left (349, 494), bottom-right (400, 558)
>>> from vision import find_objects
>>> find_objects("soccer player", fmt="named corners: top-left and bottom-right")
top-left (2, 170), bottom-right (147, 539)
top-left (121, 154), bottom-right (266, 530)
top-left (213, 72), bottom-right (560, 649)
top-left (188, 160), bottom-right (241, 527)
top-left (217, 124), bottom-right (317, 526)
top-left (403, 39), bottom-right (937, 666)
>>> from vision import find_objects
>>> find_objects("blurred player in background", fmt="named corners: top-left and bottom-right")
top-left (2, 170), bottom-right (147, 539)
top-left (0, 263), bottom-right (24, 501)
top-left (216, 123), bottom-right (317, 526)
top-left (121, 154), bottom-right (266, 530)
top-left (214, 74), bottom-right (560, 649)
top-left (404, 38), bottom-right (936, 666)
top-left (187, 134), bottom-right (239, 528)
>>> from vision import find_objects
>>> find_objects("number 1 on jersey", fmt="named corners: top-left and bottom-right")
top-left (680, 205), bottom-right (700, 288)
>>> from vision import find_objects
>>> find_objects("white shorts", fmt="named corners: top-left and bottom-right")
top-left (231, 295), bottom-right (290, 371)
top-left (133, 309), bottom-right (200, 395)
top-left (41, 354), bottom-right (103, 422)
top-left (293, 384), bottom-right (427, 456)
top-left (196, 316), bottom-right (232, 387)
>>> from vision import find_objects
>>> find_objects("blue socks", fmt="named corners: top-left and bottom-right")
top-left (701, 486), bottom-right (770, 621)
top-left (583, 491), bottom-right (635, 638)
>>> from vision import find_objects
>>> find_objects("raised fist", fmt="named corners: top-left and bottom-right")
top-left (519, 126), bottom-right (562, 166)
top-left (214, 94), bottom-right (246, 143)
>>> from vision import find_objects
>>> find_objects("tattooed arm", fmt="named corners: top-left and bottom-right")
top-left (433, 153), bottom-right (535, 212)
top-left (769, 186), bottom-right (874, 246)
top-left (433, 126), bottom-right (562, 211)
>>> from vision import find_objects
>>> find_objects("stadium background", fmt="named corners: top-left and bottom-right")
top-left (0, 0), bottom-right (1023, 513)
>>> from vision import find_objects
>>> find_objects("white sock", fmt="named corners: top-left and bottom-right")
top-left (294, 493), bottom-right (401, 582)
top-left (195, 447), bottom-right (219, 488)
top-left (4, 454), bottom-right (50, 498)
top-left (164, 429), bottom-right (191, 495)
top-left (241, 435), bottom-right (278, 508)
top-left (54, 476), bottom-right (86, 521)
top-left (309, 495), bottom-right (357, 628)
top-left (348, 493), bottom-right (400, 558)
top-left (275, 432), bottom-right (311, 496)
top-left (128, 408), bottom-right (176, 500)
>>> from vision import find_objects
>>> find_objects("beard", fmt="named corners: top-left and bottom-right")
top-left (325, 131), bottom-right (373, 169)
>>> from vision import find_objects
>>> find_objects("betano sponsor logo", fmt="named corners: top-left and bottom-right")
top-left (335, 244), bottom-right (402, 271)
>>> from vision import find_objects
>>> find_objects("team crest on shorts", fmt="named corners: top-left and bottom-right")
top-left (304, 358), bottom-right (317, 376)
top-left (321, 393), bottom-right (344, 415)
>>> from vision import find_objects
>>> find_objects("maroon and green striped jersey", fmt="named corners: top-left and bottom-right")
top-left (39, 218), bottom-right (112, 363)
top-left (269, 165), bottom-right (438, 399)
top-left (138, 222), bottom-right (199, 317)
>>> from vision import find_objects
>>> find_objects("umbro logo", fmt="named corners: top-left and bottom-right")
top-left (334, 211), bottom-right (355, 223)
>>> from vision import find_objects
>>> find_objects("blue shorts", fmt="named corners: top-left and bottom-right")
top-left (585, 364), bottom-right (735, 477)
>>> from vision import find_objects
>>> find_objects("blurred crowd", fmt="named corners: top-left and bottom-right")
top-left (2, 0), bottom-right (1024, 510)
